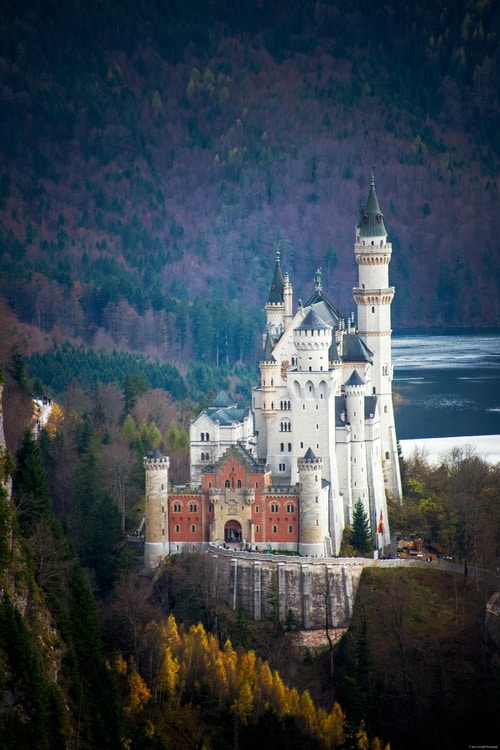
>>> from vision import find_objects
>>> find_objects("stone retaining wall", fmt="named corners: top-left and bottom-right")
top-left (206, 548), bottom-right (410, 629)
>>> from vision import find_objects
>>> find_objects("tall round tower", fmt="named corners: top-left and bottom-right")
top-left (143, 448), bottom-right (170, 569)
top-left (298, 448), bottom-right (326, 557)
top-left (344, 370), bottom-right (369, 519)
top-left (352, 173), bottom-right (402, 501)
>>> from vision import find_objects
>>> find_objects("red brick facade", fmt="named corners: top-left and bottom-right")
top-left (167, 446), bottom-right (300, 551)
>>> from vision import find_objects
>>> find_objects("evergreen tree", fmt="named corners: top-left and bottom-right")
top-left (350, 501), bottom-right (372, 554)
top-left (9, 345), bottom-right (29, 393)
top-left (123, 371), bottom-right (150, 414)
top-left (13, 429), bottom-right (52, 537)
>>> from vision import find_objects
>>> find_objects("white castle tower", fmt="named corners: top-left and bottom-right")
top-left (298, 448), bottom-right (328, 557)
top-left (344, 370), bottom-right (370, 516)
top-left (353, 173), bottom-right (402, 501)
top-left (143, 449), bottom-right (170, 568)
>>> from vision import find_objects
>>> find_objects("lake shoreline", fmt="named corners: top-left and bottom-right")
top-left (399, 435), bottom-right (500, 465)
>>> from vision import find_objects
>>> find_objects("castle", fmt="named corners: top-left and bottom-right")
top-left (143, 174), bottom-right (402, 569)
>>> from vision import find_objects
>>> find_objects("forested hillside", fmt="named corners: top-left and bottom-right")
top-left (0, 0), bottom-right (499, 375)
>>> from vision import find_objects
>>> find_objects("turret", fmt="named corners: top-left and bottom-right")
top-left (298, 448), bottom-right (326, 557)
top-left (293, 308), bottom-right (332, 373)
top-left (144, 448), bottom-right (170, 569)
top-left (344, 370), bottom-right (369, 518)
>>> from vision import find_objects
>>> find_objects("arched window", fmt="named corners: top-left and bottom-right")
top-left (224, 479), bottom-right (230, 488)
top-left (237, 479), bottom-right (242, 488)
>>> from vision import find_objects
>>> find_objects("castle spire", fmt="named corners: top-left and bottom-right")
top-left (359, 169), bottom-right (387, 238)
top-left (314, 268), bottom-right (323, 291)
top-left (267, 246), bottom-right (285, 304)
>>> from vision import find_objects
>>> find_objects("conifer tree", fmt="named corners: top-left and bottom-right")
top-left (13, 428), bottom-right (52, 537)
top-left (351, 500), bottom-right (372, 554)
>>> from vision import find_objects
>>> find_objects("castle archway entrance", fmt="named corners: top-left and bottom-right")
top-left (224, 520), bottom-right (242, 544)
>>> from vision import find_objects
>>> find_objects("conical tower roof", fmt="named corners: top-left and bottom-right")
top-left (345, 369), bottom-right (365, 387)
top-left (261, 331), bottom-right (276, 362)
top-left (358, 171), bottom-right (387, 238)
top-left (296, 307), bottom-right (332, 332)
top-left (267, 247), bottom-right (284, 304)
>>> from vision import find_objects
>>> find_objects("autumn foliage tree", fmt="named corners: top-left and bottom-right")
top-left (109, 612), bottom-right (389, 750)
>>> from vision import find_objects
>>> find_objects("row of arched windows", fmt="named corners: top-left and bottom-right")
top-left (224, 479), bottom-right (242, 488)
top-left (172, 502), bottom-right (198, 513)
top-left (200, 432), bottom-right (210, 441)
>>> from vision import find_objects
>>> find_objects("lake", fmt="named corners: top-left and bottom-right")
top-left (391, 333), bottom-right (500, 463)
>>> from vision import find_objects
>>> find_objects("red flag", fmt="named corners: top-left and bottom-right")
top-left (377, 511), bottom-right (384, 535)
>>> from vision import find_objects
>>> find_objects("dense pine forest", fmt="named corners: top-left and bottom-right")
top-left (0, 0), bottom-right (499, 380)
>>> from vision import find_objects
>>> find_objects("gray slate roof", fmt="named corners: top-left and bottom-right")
top-left (342, 333), bottom-right (374, 363)
top-left (302, 288), bottom-right (342, 327)
top-left (208, 406), bottom-right (250, 426)
top-left (296, 307), bottom-right (332, 331)
top-left (267, 253), bottom-right (284, 304)
top-left (209, 390), bottom-right (235, 409)
top-left (261, 332), bottom-right (276, 362)
top-left (358, 172), bottom-right (387, 238)
top-left (345, 370), bottom-right (365, 387)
